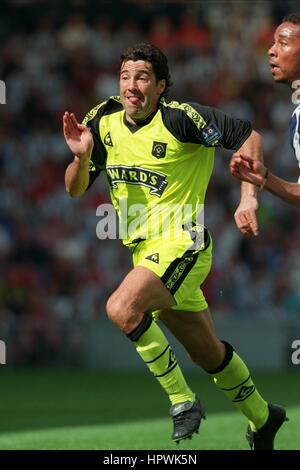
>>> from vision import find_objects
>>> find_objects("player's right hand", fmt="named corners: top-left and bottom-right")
top-left (63, 112), bottom-right (94, 161)
top-left (234, 196), bottom-right (259, 237)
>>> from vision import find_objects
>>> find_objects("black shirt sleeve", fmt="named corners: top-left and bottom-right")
top-left (161, 101), bottom-right (252, 150)
top-left (189, 103), bottom-right (252, 150)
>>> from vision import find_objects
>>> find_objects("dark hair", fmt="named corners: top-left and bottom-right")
top-left (120, 43), bottom-right (172, 98)
top-left (282, 12), bottom-right (300, 24)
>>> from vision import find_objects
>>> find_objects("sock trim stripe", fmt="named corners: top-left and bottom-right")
top-left (206, 340), bottom-right (234, 374)
top-left (145, 344), bottom-right (170, 364)
top-left (126, 313), bottom-right (152, 342)
top-left (219, 374), bottom-right (251, 391)
top-left (154, 361), bottom-right (178, 378)
top-left (232, 387), bottom-right (256, 402)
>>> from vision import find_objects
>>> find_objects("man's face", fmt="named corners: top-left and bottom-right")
top-left (268, 21), bottom-right (300, 85)
top-left (120, 60), bottom-right (166, 124)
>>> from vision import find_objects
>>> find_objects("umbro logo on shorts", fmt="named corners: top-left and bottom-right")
top-left (145, 253), bottom-right (159, 264)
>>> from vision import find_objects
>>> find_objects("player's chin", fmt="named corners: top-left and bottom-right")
top-left (125, 102), bottom-right (138, 112)
top-left (271, 72), bottom-right (289, 84)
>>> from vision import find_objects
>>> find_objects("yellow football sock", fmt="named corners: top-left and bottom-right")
top-left (135, 320), bottom-right (195, 406)
top-left (213, 350), bottom-right (268, 431)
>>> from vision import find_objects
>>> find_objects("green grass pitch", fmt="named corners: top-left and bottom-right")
top-left (0, 369), bottom-right (299, 450)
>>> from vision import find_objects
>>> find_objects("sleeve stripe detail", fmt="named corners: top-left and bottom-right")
top-left (82, 96), bottom-right (122, 125)
top-left (82, 101), bottom-right (107, 125)
top-left (161, 99), bottom-right (207, 130)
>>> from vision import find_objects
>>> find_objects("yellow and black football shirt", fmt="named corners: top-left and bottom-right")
top-left (83, 96), bottom-right (251, 245)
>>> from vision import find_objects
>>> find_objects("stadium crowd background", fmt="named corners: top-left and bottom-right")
top-left (1, 0), bottom-right (300, 366)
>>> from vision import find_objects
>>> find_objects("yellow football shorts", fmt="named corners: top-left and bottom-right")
top-left (129, 226), bottom-right (212, 315)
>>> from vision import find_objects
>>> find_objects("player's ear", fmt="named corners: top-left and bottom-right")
top-left (158, 79), bottom-right (166, 95)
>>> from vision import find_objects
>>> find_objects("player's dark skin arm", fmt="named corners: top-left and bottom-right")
top-left (230, 154), bottom-right (300, 207)
top-left (266, 173), bottom-right (300, 207)
top-left (63, 112), bottom-right (93, 197)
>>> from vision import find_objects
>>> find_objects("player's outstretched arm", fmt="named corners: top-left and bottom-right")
top-left (233, 130), bottom-right (263, 237)
top-left (230, 154), bottom-right (300, 208)
top-left (63, 112), bottom-right (94, 197)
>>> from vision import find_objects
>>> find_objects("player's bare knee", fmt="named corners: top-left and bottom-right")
top-left (106, 295), bottom-right (123, 324)
top-left (106, 295), bottom-right (142, 333)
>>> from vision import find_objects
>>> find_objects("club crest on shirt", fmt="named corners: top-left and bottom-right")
top-left (152, 141), bottom-right (167, 159)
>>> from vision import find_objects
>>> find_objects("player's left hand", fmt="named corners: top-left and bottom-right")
top-left (234, 195), bottom-right (259, 237)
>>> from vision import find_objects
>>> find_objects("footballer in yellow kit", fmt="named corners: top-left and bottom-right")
top-left (64, 43), bottom-right (286, 450)
top-left (83, 96), bottom-right (251, 313)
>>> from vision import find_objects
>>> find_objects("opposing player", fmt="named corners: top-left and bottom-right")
top-left (63, 43), bottom-right (287, 449)
top-left (230, 13), bottom-right (300, 207)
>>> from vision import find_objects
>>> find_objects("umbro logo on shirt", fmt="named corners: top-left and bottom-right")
top-left (104, 132), bottom-right (113, 146)
top-left (145, 253), bottom-right (159, 264)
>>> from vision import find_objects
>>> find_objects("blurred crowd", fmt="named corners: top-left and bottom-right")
top-left (1, 1), bottom-right (300, 365)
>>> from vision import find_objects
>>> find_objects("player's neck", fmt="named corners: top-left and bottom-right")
top-left (124, 107), bottom-right (159, 130)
